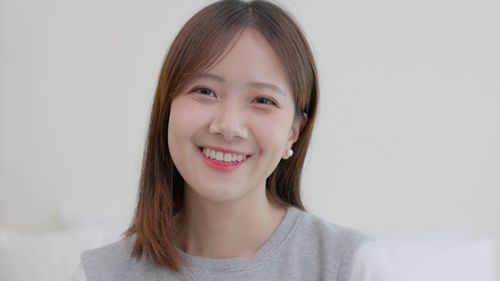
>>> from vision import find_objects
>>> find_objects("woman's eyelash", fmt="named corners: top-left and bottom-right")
top-left (191, 87), bottom-right (216, 97)
top-left (190, 88), bottom-right (277, 106)
top-left (253, 96), bottom-right (277, 106)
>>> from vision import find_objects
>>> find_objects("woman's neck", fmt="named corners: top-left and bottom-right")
top-left (175, 185), bottom-right (286, 259)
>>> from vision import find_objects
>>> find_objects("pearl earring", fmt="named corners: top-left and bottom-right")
top-left (286, 149), bottom-right (293, 158)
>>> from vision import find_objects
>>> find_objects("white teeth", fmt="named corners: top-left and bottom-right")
top-left (202, 147), bottom-right (247, 163)
top-left (215, 151), bottom-right (223, 161)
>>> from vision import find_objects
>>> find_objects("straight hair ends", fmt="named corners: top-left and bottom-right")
top-left (123, 0), bottom-right (319, 272)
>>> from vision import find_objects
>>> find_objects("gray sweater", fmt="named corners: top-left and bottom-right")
top-left (81, 207), bottom-right (372, 281)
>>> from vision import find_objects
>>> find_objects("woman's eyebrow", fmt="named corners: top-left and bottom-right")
top-left (246, 81), bottom-right (286, 96)
top-left (193, 72), bottom-right (225, 82)
top-left (193, 72), bottom-right (286, 96)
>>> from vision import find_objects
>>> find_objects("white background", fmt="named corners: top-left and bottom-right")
top-left (1, 0), bottom-right (499, 276)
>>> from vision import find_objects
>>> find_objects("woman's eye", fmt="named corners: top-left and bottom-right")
top-left (253, 96), bottom-right (277, 106)
top-left (191, 87), bottom-right (216, 97)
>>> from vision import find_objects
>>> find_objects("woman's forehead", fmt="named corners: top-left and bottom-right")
top-left (199, 29), bottom-right (290, 88)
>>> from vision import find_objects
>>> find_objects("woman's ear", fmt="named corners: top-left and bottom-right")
top-left (288, 120), bottom-right (300, 145)
top-left (283, 112), bottom-right (307, 159)
top-left (289, 112), bottom-right (308, 145)
top-left (301, 112), bottom-right (308, 128)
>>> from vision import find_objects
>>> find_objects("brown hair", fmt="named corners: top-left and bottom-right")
top-left (123, 0), bottom-right (318, 272)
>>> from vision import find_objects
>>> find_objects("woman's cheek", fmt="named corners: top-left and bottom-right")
top-left (172, 97), bottom-right (212, 126)
top-left (251, 112), bottom-right (290, 145)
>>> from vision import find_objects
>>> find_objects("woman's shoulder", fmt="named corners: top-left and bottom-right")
top-left (80, 235), bottom-right (152, 280)
top-left (290, 208), bottom-right (394, 280)
top-left (81, 235), bottom-right (134, 264)
top-left (291, 208), bottom-right (394, 281)
top-left (292, 207), bottom-right (373, 244)
top-left (80, 234), bottom-right (184, 280)
top-left (286, 207), bottom-right (373, 260)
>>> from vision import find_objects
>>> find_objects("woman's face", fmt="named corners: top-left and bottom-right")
top-left (168, 28), bottom-right (300, 205)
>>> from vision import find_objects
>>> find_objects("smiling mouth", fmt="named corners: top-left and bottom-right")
top-left (199, 147), bottom-right (250, 164)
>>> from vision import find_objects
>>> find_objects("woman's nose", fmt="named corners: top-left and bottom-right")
top-left (208, 101), bottom-right (248, 140)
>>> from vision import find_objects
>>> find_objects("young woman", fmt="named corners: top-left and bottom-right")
top-left (72, 1), bottom-right (393, 280)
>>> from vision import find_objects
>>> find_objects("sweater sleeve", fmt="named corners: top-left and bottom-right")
top-left (70, 262), bottom-right (87, 281)
top-left (347, 241), bottom-right (394, 281)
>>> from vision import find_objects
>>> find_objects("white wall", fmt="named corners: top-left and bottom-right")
top-left (1, 0), bottom-right (499, 275)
